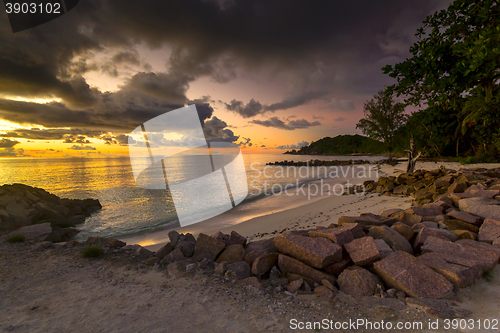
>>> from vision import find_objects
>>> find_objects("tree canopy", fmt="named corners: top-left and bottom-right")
top-left (356, 90), bottom-right (407, 158)
top-left (383, 0), bottom-right (500, 159)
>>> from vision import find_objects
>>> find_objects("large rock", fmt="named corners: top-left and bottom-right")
top-left (212, 231), bottom-right (230, 244)
top-left (277, 255), bottom-right (336, 285)
top-left (458, 197), bottom-right (500, 220)
top-left (401, 213), bottom-right (423, 226)
top-left (226, 261), bottom-right (251, 280)
top-left (338, 223), bottom-right (365, 238)
top-left (0, 195), bottom-right (18, 207)
top-left (433, 175), bottom-right (453, 188)
top-left (86, 236), bottom-right (126, 248)
top-left (455, 239), bottom-right (500, 257)
top-left (373, 239), bottom-right (394, 259)
top-left (450, 230), bottom-right (477, 240)
top-left (391, 223), bottom-right (414, 242)
top-left (344, 236), bottom-right (381, 266)
top-left (226, 231), bottom-right (247, 246)
top-left (155, 242), bottom-right (175, 259)
top-left (168, 230), bottom-right (180, 246)
top-left (448, 181), bottom-right (468, 193)
top-left (13, 223), bottom-right (52, 241)
top-left (478, 219), bottom-right (500, 244)
top-left (6, 204), bottom-right (30, 218)
top-left (418, 252), bottom-right (487, 289)
top-left (176, 234), bottom-right (196, 257)
top-left (251, 252), bottom-right (279, 276)
top-left (308, 228), bottom-right (354, 246)
top-left (413, 227), bottom-right (458, 252)
top-left (193, 233), bottom-right (225, 261)
top-left (380, 208), bottom-right (404, 217)
top-left (405, 206), bottom-right (443, 217)
top-left (421, 236), bottom-right (500, 270)
top-left (446, 210), bottom-right (482, 226)
top-left (244, 238), bottom-right (277, 266)
top-left (338, 213), bottom-right (396, 231)
top-left (273, 234), bottom-right (342, 268)
top-left (337, 266), bottom-right (382, 296)
top-left (216, 244), bottom-right (245, 264)
top-left (287, 278), bottom-right (303, 293)
top-left (314, 286), bottom-right (337, 299)
top-left (162, 247), bottom-right (187, 264)
top-left (464, 186), bottom-right (500, 198)
top-left (368, 225), bottom-right (413, 254)
top-left (323, 256), bottom-right (352, 275)
top-left (440, 219), bottom-right (479, 233)
top-left (373, 251), bottom-right (453, 299)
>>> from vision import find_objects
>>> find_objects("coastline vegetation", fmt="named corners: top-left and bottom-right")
top-left (6, 234), bottom-right (25, 243)
top-left (289, 0), bottom-right (500, 163)
top-left (81, 245), bottom-right (104, 258)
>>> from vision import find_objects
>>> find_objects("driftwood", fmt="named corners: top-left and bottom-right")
top-left (406, 134), bottom-right (424, 173)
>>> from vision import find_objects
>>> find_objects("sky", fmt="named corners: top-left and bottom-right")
top-left (0, 0), bottom-right (453, 158)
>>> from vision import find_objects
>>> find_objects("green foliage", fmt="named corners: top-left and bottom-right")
top-left (383, 0), bottom-right (500, 159)
top-left (356, 90), bottom-right (407, 156)
top-left (460, 156), bottom-right (478, 164)
top-left (6, 234), bottom-right (25, 243)
top-left (81, 245), bottom-right (104, 258)
top-left (285, 134), bottom-right (386, 155)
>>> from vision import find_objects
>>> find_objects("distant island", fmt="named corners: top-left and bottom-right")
top-left (284, 134), bottom-right (386, 155)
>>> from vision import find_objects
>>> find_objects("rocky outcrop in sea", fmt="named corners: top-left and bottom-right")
top-left (0, 183), bottom-right (102, 242)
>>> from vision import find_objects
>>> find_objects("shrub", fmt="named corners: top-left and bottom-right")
top-left (460, 156), bottom-right (478, 165)
top-left (81, 245), bottom-right (104, 258)
top-left (6, 234), bottom-right (25, 243)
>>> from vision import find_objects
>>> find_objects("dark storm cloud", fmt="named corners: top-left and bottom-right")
top-left (225, 99), bottom-right (263, 118)
top-left (0, 148), bottom-right (26, 157)
top-left (204, 116), bottom-right (239, 142)
top-left (111, 51), bottom-right (141, 66)
top-left (0, 138), bottom-right (19, 148)
top-left (64, 135), bottom-right (91, 144)
top-left (0, 0), bottom-right (452, 136)
top-left (0, 128), bottom-right (104, 140)
top-left (226, 90), bottom-right (328, 118)
top-left (265, 91), bottom-right (328, 112)
top-left (250, 117), bottom-right (320, 130)
top-left (68, 145), bottom-right (97, 151)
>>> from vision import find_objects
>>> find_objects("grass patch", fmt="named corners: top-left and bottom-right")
top-left (6, 234), bottom-right (25, 243)
top-left (81, 245), bottom-right (104, 258)
top-left (484, 269), bottom-right (495, 283)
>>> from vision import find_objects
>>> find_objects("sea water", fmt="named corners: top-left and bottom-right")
top-left (0, 154), bottom-right (383, 240)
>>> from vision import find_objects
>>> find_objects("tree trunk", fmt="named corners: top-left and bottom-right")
top-left (407, 134), bottom-right (422, 173)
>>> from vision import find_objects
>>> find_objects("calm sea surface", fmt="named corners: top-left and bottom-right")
top-left (0, 154), bottom-right (383, 239)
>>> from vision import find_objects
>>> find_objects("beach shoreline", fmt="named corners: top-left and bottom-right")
top-left (124, 161), bottom-right (500, 251)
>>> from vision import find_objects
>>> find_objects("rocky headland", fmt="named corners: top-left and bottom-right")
top-left (0, 183), bottom-right (102, 242)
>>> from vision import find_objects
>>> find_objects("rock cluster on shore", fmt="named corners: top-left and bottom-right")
top-left (4, 166), bottom-right (500, 313)
top-left (266, 159), bottom-right (378, 167)
top-left (0, 183), bottom-right (102, 242)
top-left (98, 165), bottom-right (500, 305)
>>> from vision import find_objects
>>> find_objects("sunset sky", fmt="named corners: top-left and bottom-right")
top-left (0, 0), bottom-right (452, 158)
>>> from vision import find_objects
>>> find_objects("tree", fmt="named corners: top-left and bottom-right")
top-left (356, 90), bottom-right (407, 160)
top-left (383, 0), bottom-right (500, 159)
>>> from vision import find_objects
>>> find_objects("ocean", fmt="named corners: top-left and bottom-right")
top-left (0, 154), bottom-right (384, 240)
